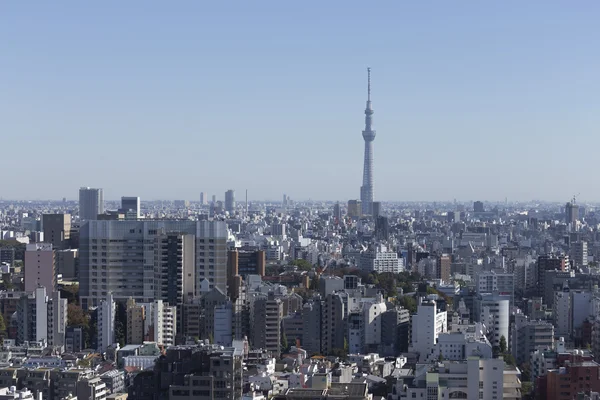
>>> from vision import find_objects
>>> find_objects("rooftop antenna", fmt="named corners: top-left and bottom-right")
top-left (367, 67), bottom-right (371, 101)
top-left (245, 189), bottom-right (248, 218)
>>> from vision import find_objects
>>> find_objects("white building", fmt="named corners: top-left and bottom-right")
top-left (475, 293), bottom-right (509, 348)
top-left (143, 300), bottom-right (177, 347)
top-left (363, 298), bottom-right (387, 347)
top-left (17, 287), bottom-right (67, 349)
top-left (359, 245), bottom-right (402, 274)
top-left (409, 299), bottom-right (447, 360)
top-left (97, 292), bottom-right (115, 353)
top-left (475, 271), bottom-right (515, 306)
top-left (426, 324), bottom-right (493, 363)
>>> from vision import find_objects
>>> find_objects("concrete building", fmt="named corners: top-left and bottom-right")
top-left (511, 313), bottom-right (554, 365)
top-left (225, 190), bottom-right (236, 214)
top-left (474, 293), bottom-right (510, 349)
top-left (253, 293), bottom-right (283, 355)
top-left (0, 248), bottom-right (15, 267)
top-left (79, 220), bottom-right (227, 309)
top-left (24, 243), bottom-right (55, 293)
top-left (79, 187), bottom-right (104, 221)
top-left (347, 200), bottom-right (362, 219)
top-left (120, 196), bottom-right (141, 220)
top-left (228, 249), bottom-right (266, 278)
top-left (97, 292), bottom-right (115, 353)
top-left (475, 271), bottom-right (515, 307)
top-left (321, 292), bottom-right (346, 355)
top-left (77, 376), bottom-right (108, 400)
top-left (56, 249), bottom-right (78, 280)
top-left (16, 287), bottom-right (67, 347)
top-left (380, 306), bottom-right (411, 356)
top-left (65, 326), bottom-right (84, 353)
top-left (565, 201), bottom-right (579, 229)
top-left (214, 302), bottom-right (233, 346)
top-left (301, 299), bottom-right (321, 355)
top-left (144, 300), bottom-right (177, 347)
top-left (126, 298), bottom-right (146, 345)
top-left (474, 200), bottom-right (484, 212)
top-left (537, 254), bottom-right (569, 298)
top-left (154, 232), bottom-right (195, 333)
top-left (554, 286), bottom-right (571, 338)
top-left (571, 241), bottom-right (588, 267)
top-left (438, 254), bottom-right (451, 282)
top-left (409, 299), bottom-right (447, 360)
top-left (359, 245), bottom-right (401, 274)
top-left (42, 213), bottom-right (71, 250)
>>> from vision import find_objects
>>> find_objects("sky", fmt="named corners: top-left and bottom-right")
top-left (2, 2), bottom-right (599, 202)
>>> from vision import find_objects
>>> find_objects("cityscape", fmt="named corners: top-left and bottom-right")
top-left (3, 2), bottom-right (600, 400)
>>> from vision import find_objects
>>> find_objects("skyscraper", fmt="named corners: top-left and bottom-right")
top-left (79, 187), bottom-right (104, 221)
top-left (225, 189), bottom-right (236, 214)
top-left (360, 68), bottom-right (376, 216)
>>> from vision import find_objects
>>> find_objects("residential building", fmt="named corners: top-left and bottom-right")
top-left (79, 220), bottom-right (227, 309)
top-left (77, 376), bottom-right (108, 400)
top-left (24, 243), bottom-right (55, 293)
top-left (571, 241), bottom-right (589, 268)
top-left (359, 245), bottom-right (401, 274)
top-left (16, 287), bottom-right (67, 347)
top-left (126, 298), bottom-right (146, 345)
top-left (438, 253), bottom-right (451, 282)
top-left (347, 200), bottom-right (362, 219)
top-left (301, 299), bottom-right (321, 355)
top-left (409, 299), bottom-right (447, 360)
top-left (321, 292), bottom-right (346, 355)
top-left (511, 313), bottom-right (554, 365)
top-left (144, 300), bottom-right (177, 347)
top-left (79, 187), bottom-right (104, 221)
top-left (476, 271), bottom-right (515, 307)
top-left (253, 293), bottom-right (283, 355)
top-left (474, 293), bottom-right (510, 349)
top-left (97, 292), bottom-right (115, 353)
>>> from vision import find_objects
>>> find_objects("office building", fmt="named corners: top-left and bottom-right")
top-left (227, 249), bottom-right (265, 278)
top-left (253, 293), bottom-right (283, 354)
top-left (97, 292), bottom-right (115, 353)
top-left (120, 196), bottom-right (141, 220)
top-left (65, 326), bottom-right (84, 353)
top-left (79, 220), bottom-right (227, 309)
top-left (475, 271), bottom-right (515, 307)
top-left (199, 192), bottom-right (207, 205)
top-left (24, 243), bottom-right (55, 293)
top-left (359, 68), bottom-right (376, 216)
top-left (347, 200), bottom-right (362, 218)
top-left (333, 202), bottom-right (342, 222)
top-left (537, 254), bottom-right (569, 298)
top-left (42, 213), bottom-right (71, 250)
top-left (473, 200), bottom-right (484, 212)
top-left (372, 201), bottom-right (381, 218)
top-left (542, 355), bottom-right (600, 400)
top-left (359, 245), bottom-right (402, 274)
top-left (225, 189), bottom-right (236, 214)
top-left (56, 249), bottom-right (78, 280)
top-left (79, 187), bottom-right (104, 221)
top-left (375, 215), bottom-right (389, 240)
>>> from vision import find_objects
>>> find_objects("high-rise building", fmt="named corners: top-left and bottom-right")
top-left (154, 233), bottom-right (195, 306)
top-left (17, 287), bottom-right (67, 348)
top-left (571, 241), bottom-right (588, 267)
top-left (438, 254), bottom-right (451, 283)
top-left (474, 293), bottom-right (510, 348)
top-left (120, 196), bottom-right (140, 220)
top-left (333, 202), bottom-right (342, 223)
top-left (473, 201), bottom-right (484, 212)
top-left (253, 293), bottom-right (283, 355)
top-left (347, 200), bottom-right (362, 218)
top-left (321, 292), bottom-right (346, 355)
top-left (565, 200), bottom-right (579, 228)
top-left (360, 68), bottom-right (376, 216)
top-left (24, 243), bottom-right (55, 293)
top-left (126, 298), bottom-right (145, 345)
top-left (475, 271), bottom-right (515, 307)
top-left (409, 299), bottom-right (447, 359)
top-left (144, 300), bottom-right (176, 347)
top-left (97, 292), bottom-right (115, 353)
top-left (510, 314), bottom-right (554, 365)
top-left (79, 220), bottom-right (227, 309)
top-left (537, 254), bottom-right (568, 298)
top-left (225, 190), bottom-right (236, 214)
top-left (0, 248), bottom-right (15, 267)
top-left (199, 192), bottom-right (207, 205)
top-left (375, 216), bottom-right (389, 240)
top-left (42, 213), bottom-right (71, 250)
top-left (301, 299), bottom-right (321, 356)
top-left (372, 201), bottom-right (381, 218)
top-left (79, 187), bottom-right (104, 221)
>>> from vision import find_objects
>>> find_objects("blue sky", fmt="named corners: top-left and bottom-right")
top-left (2, 2), bottom-right (599, 202)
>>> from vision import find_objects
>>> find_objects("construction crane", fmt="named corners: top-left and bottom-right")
top-left (572, 193), bottom-right (580, 204)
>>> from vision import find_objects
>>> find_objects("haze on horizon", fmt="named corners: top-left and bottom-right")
top-left (2, 2), bottom-right (598, 203)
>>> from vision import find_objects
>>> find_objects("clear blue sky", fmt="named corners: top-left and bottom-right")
top-left (2, 2), bottom-right (599, 202)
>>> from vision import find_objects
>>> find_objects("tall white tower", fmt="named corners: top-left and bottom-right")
top-left (360, 68), bottom-right (376, 216)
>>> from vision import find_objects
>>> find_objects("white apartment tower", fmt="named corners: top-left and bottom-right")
top-left (97, 292), bottom-right (115, 353)
top-left (410, 299), bottom-right (447, 360)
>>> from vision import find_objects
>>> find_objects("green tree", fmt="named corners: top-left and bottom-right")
top-left (398, 295), bottom-right (417, 314)
top-left (281, 334), bottom-right (289, 353)
top-left (67, 304), bottom-right (88, 327)
top-left (0, 313), bottom-right (6, 340)
top-left (499, 336), bottom-right (507, 354)
top-left (290, 259), bottom-right (313, 271)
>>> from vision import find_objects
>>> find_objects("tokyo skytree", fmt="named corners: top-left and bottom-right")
top-left (360, 68), bottom-right (376, 216)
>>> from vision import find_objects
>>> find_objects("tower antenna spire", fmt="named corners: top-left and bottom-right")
top-left (367, 67), bottom-right (371, 101)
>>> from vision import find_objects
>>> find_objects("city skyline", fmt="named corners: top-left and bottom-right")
top-left (2, 2), bottom-right (599, 201)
